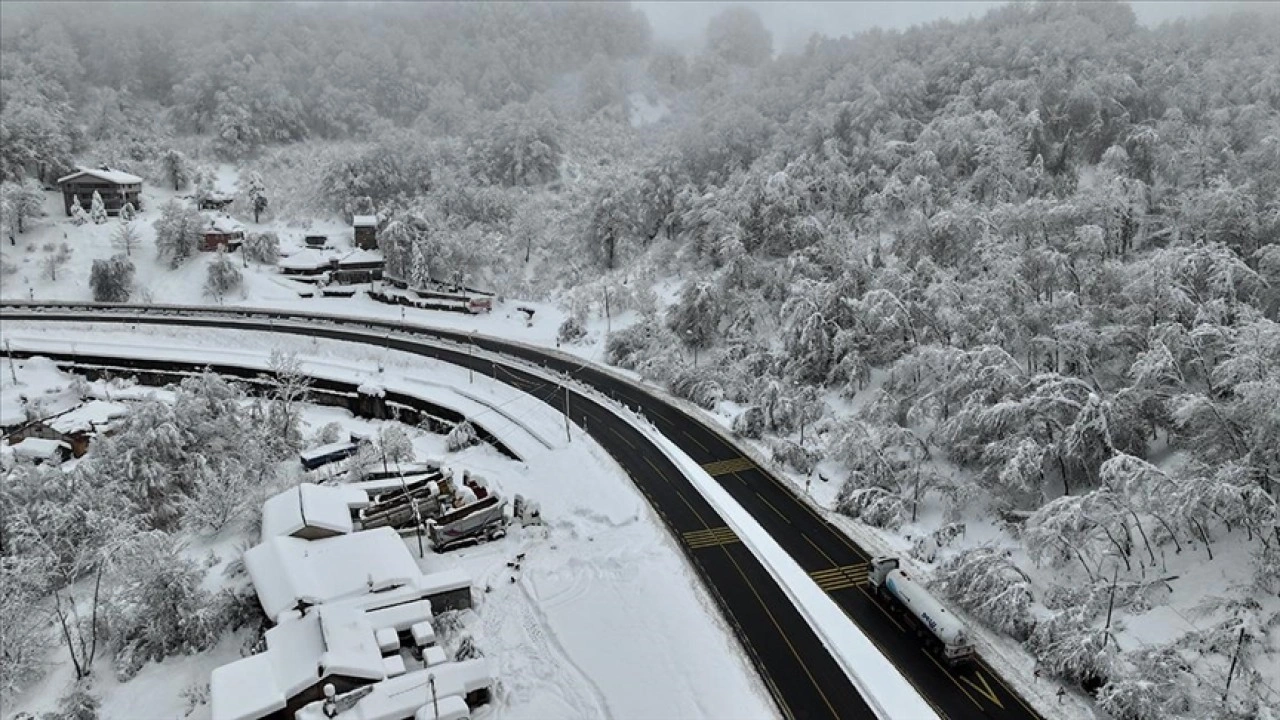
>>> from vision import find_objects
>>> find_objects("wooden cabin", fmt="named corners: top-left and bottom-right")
top-left (57, 167), bottom-right (143, 216)
top-left (201, 215), bottom-right (246, 251)
top-left (353, 215), bottom-right (378, 250)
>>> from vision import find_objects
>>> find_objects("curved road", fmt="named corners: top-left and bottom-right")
top-left (1, 303), bottom-right (1045, 720)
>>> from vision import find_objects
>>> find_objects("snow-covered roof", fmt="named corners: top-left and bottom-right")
top-left (9, 437), bottom-right (70, 460)
top-left (260, 483), bottom-right (369, 542)
top-left (294, 660), bottom-right (494, 720)
top-left (353, 215), bottom-right (378, 227)
top-left (46, 400), bottom-right (129, 435)
top-left (56, 167), bottom-right (143, 185)
top-left (210, 652), bottom-right (283, 720)
top-left (205, 215), bottom-right (245, 234)
top-left (244, 527), bottom-right (427, 623)
top-left (339, 249), bottom-right (384, 266)
top-left (211, 607), bottom-right (385, 720)
top-left (300, 440), bottom-right (359, 462)
top-left (278, 248), bottom-right (332, 271)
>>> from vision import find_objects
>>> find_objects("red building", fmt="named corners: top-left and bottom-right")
top-left (201, 215), bottom-right (245, 252)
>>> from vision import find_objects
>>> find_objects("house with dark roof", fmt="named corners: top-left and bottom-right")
top-left (56, 166), bottom-right (143, 216)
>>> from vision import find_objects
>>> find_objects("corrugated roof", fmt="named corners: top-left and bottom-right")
top-left (56, 167), bottom-right (143, 185)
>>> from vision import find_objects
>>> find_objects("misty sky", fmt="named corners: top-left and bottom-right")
top-left (636, 1), bottom-right (1232, 54)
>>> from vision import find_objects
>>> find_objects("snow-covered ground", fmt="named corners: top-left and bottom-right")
top-left (1, 327), bottom-right (776, 719)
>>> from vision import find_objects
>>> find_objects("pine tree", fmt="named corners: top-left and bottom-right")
top-left (69, 195), bottom-right (89, 226)
top-left (119, 202), bottom-right (136, 222)
top-left (89, 190), bottom-right (107, 224)
top-left (246, 172), bottom-right (268, 223)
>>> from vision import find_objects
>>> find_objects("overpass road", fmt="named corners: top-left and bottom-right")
top-left (1, 304), bottom-right (1046, 720)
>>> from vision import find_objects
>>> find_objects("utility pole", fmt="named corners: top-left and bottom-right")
top-left (1103, 565), bottom-right (1119, 646)
top-left (1223, 627), bottom-right (1247, 704)
top-left (428, 672), bottom-right (438, 719)
top-left (5, 340), bottom-right (17, 385)
top-left (563, 387), bottom-right (571, 443)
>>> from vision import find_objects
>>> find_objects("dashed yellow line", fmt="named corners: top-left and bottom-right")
top-left (702, 457), bottom-right (756, 476)
top-left (683, 526), bottom-right (740, 549)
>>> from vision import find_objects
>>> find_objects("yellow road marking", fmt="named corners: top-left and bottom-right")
top-left (809, 564), bottom-right (869, 592)
top-left (701, 457), bottom-right (756, 476)
top-left (683, 526), bottom-right (741, 549)
top-left (608, 426), bottom-right (635, 449)
top-left (960, 669), bottom-right (1005, 709)
top-left (754, 491), bottom-right (792, 524)
top-left (715, 541), bottom-right (841, 719)
top-left (643, 457), bottom-right (671, 484)
top-left (977, 658), bottom-right (1041, 717)
top-left (924, 650), bottom-right (983, 710)
top-left (682, 429), bottom-right (710, 452)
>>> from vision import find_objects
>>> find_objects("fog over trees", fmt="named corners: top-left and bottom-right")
top-left (3, 1), bottom-right (1280, 716)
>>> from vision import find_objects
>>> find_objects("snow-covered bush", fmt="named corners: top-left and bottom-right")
top-left (0, 556), bottom-right (51, 699)
top-left (204, 249), bottom-right (243, 302)
top-left (835, 485), bottom-right (908, 529)
top-left (108, 532), bottom-right (227, 681)
top-left (118, 202), bottom-right (135, 222)
top-left (1026, 606), bottom-right (1115, 687)
top-left (731, 405), bottom-right (765, 438)
top-left (556, 315), bottom-right (587, 345)
top-left (1096, 647), bottom-right (1195, 720)
top-left (313, 421), bottom-right (346, 446)
top-left (768, 438), bottom-right (820, 474)
top-left (42, 687), bottom-right (101, 720)
top-left (603, 317), bottom-right (681, 382)
top-left (243, 231), bottom-right (279, 264)
top-left (668, 367), bottom-right (724, 409)
top-left (932, 545), bottom-right (1035, 639)
top-left (446, 420), bottom-right (478, 452)
top-left (89, 254), bottom-right (134, 302)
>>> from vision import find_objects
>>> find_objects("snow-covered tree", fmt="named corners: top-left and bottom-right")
top-left (152, 199), bottom-right (203, 267)
top-left (263, 350), bottom-right (309, 456)
top-left (1026, 606), bottom-right (1116, 686)
top-left (118, 201), bottom-right (135, 222)
top-left (705, 5), bottom-right (772, 67)
top-left (245, 171), bottom-right (268, 223)
top-left (110, 220), bottom-right (141, 257)
top-left (88, 190), bottom-right (107, 224)
top-left (0, 178), bottom-right (45, 234)
top-left (933, 545), bottom-right (1035, 639)
top-left (667, 281), bottom-right (721, 361)
top-left (203, 248), bottom-right (243, 302)
top-left (69, 195), bottom-right (89, 226)
top-left (243, 231), bottom-right (279, 264)
top-left (161, 148), bottom-right (191, 191)
top-left (89, 254), bottom-right (134, 302)
top-left (1096, 647), bottom-right (1195, 720)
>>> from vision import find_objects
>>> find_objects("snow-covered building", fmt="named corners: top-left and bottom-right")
top-left (210, 605), bottom-right (389, 720)
top-left (294, 660), bottom-right (496, 720)
top-left (7, 436), bottom-right (71, 465)
top-left (353, 215), bottom-right (378, 250)
top-left (40, 399), bottom-right (129, 456)
top-left (244, 527), bottom-right (472, 623)
top-left (202, 215), bottom-right (246, 251)
top-left (260, 483), bottom-right (370, 542)
top-left (56, 166), bottom-right (143, 216)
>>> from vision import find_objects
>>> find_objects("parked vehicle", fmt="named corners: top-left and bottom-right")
top-left (428, 495), bottom-right (507, 552)
top-left (868, 557), bottom-right (974, 665)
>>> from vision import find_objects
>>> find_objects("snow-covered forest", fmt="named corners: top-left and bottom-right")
top-left (3, 1), bottom-right (1280, 718)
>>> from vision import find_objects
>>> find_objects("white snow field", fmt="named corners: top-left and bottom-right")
top-left (1, 323), bottom-right (776, 720)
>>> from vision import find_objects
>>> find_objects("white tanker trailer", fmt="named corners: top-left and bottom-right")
top-left (868, 557), bottom-right (974, 665)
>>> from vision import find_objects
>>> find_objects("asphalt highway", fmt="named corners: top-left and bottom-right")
top-left (2, 304), bottom-right (1046, 720)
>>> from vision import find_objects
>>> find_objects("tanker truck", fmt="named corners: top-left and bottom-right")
top-left (868, 557), bottom-right (974, 666)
